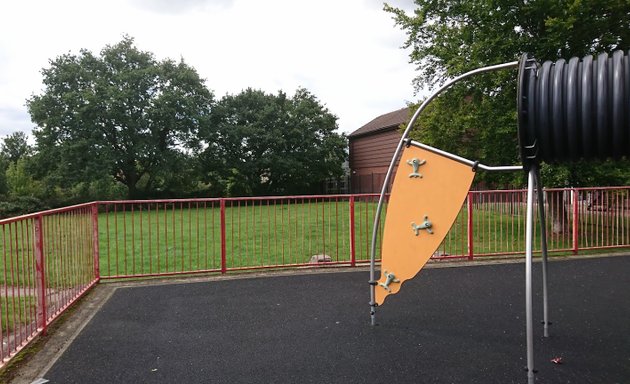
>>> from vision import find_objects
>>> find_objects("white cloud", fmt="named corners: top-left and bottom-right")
top-left (129, 0), bottom-right (236, 14)
top-left (0, 0), bottom-right (420, 137)
top-left (0, 107), bottom-right (32, 137)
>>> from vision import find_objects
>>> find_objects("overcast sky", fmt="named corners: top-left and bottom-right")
top-left (0, 0), bottom-right (420, 139)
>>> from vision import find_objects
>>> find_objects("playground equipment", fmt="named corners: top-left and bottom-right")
top-left (369, 50), bottom-right (629, 383)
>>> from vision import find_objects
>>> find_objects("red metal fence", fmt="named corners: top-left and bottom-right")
top-left (94, 187), bottom-right (630, 274)
top-left (0, 203), bottom-right (98, 366)
top-left (1, 187), bottom-right (630, 367)
top-left (96, 195), bottom-right (386, 279)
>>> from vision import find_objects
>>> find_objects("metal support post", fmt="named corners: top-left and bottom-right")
top-left (525, 168), bottom-right (536, 384)
top-left (534, 167), bottom-right (550, 337)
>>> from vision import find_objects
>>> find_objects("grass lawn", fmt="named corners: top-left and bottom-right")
top-left (1, 199), bottom-right (629, 281)
top-left (97, 199), bottom-right (385, 276)
top-left (0, 214), bottom-right (95, 287)
top-left (1, 295), bottom-right (36, 333)
top-left (96, 199), bottom-right (630, 277)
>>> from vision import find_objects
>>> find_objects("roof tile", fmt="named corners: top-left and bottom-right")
top-left (348, 107), bottom-right (409, 137)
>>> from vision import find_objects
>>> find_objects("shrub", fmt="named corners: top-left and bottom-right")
top-left (0, 196), bottom-right (49, 219)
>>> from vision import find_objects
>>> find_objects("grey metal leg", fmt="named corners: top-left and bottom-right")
top-left (525, 168), bottom-right (536, 384)
top-left (370, 285), bottom-right (377, 326)
top-left (534, 167), bottom-right (550, 337)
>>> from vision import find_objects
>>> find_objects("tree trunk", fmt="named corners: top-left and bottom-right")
top-left (124, 168), bottom-right (139, 200)
top-left (546, 190), bottom-right (568, 234)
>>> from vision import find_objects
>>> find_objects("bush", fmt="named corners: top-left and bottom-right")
top-left (0, 196), bottom-right (49, 219)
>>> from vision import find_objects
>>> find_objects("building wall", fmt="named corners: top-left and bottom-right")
top-left (349, 128), bottom-right (401, 193)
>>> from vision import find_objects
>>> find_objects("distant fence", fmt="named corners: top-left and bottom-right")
top-left (1, 187), bottom-right (630, 366)
top-left (97, 195), bottom-right (384, 278)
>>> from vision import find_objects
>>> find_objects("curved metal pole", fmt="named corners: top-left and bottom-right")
top-left (534, 167), bottom-right (550, 337)
top-left (369, 61), bottom-right (519, 326)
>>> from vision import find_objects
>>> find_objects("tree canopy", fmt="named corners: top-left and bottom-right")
top-left (385, 0), bottom-right (630, 187)
top-left (21, 36), bottom-right (347, 205)
top-left (198, 88), bottom-right (347, 196)
top-left (27, 36), bottom-right (214, 199)
top-left (0, 132), bottom-right (31, 164)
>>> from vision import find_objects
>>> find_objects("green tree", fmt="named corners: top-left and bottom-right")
top-left (6, 158), bottom-right (41, 198)
top-left (27, 36), bottom-right (214, 199)
top-left (0, 132), bottom-right (32, 164)
top-left (0, 132), bottom-right (34, 199)
top-left (386, 0), bottom-right (630, 187)
top-left (386, 0), bottom-right (630, 233)
top-left (0, 132), bottom-right (47, 215)
top-left (0, 157), bottom-right (8, 197)
top-left (199, 88), bottom-right (347, 196)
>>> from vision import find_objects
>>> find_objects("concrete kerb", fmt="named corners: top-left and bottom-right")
top-left (8, 285), bottom-right (116, 384)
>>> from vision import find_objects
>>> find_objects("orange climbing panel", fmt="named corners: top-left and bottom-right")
top-left (376, 145), bottom-right (475, 305)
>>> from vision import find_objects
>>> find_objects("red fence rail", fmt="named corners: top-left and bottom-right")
top-left (96, 195), bottom-right (386, 279)
top-left (0, 203), bottom-right (99, 366)
top-left (1, 187), bottom-right (630, 368)
top-left (95, 187), bottom-right (630, 277)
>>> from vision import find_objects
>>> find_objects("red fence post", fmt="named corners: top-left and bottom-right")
top-left (220, 199), bottom-right (227, 274)
top-left (467, 192), bottom-right (474, 261)
top-left (34, 215), bottom-right (47, 336)
top-left (349, 196), bottom-right (356, 267)
top-left (92, 203), bottom-right (100, 280)
top-left (572, 188), bottom-right (579, 254)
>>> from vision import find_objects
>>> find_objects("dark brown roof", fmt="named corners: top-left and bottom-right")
top-left (348, 107), bottom-right (409, 138)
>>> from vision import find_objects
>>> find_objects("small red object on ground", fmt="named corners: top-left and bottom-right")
top-left (551, 357), bottom-right (564, 364)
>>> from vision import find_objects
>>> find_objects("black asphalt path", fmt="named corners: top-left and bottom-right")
top-left (43, 256), bottom-right (630, 383)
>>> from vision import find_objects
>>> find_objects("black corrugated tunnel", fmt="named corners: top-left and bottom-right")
top-left (518, 50), bottom-right (630, 168)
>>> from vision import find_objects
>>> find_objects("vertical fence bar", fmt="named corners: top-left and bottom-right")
top-left (220, 199), bottom-right (227, 273)
top-left (323, 198), bottom-right (328, 262)
top-left (139, 205), bottom-right (144, 275)
top-left (105, 204), bottom-right (110, 277)
top-left (572, 188), bottom-right (579, 255)
top-left (113, 204), bottom-right (119, 276)
top-left (130, 204), bottom-right (135, 275)
top-left (0, 227), bottom-right (5, 360)
top-left (282, 199), bottom-right (286, 265)
top-left (34, 215), bottom-right (47, 336)
top-left (245, 200), bottom-right (249, 266)
top-left (92, 203), bottom-right (100, 280)
top-left (334, 197), bottom-right (339, 262)
top-left (203, 202), bottom-right (208, 270)
top-left (235, 200), bottom-right (239, 268)
top-left (349, 196), bottom-right (356, 267)
top-left (25, 220), bottom-right (35, 339)
top-left (7, 224), bottom-right (17, 351)
top-left (467, 192), bottom-right (474, 261)
top-left (154, 203), bottom-right (159, 274)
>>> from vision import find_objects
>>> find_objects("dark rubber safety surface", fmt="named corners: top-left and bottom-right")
top-left (44, 256), bottom-right (630, 383)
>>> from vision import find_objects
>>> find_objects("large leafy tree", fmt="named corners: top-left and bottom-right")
top-left (199, 88), bottom-right (347, 196)
top-left (386, 0), bottom-right (630, 188)
top-left (27, 36), bottom-right (214, 199)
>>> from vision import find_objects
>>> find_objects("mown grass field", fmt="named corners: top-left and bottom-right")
top-left (1, 200), bottom-right (629, 282)
top-left (97, 199), bottom-right (382, 276)
top-left (96, 200), bottom-right (630, 276)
